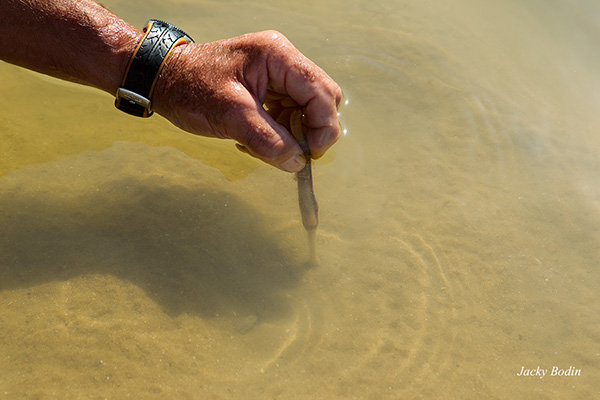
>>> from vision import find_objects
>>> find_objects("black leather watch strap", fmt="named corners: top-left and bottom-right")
top-left (115, 20), bottom-right (194, 117)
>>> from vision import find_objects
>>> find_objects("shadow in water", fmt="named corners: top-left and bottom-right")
top-left (0, 142), bottom-right (305, 323)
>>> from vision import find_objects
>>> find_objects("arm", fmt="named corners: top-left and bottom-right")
top-left (0, 0), bottom-right (140, 94)
top-left (0, 0), bottom-right (342, 172)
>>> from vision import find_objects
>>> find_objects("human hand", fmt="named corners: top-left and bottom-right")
top-left (152, 30), bottom-right (343, 172)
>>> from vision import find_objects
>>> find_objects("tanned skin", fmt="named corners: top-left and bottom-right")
top-left (0, 0), bottom-right (342, 172)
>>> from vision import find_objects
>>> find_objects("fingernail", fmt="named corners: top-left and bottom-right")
top-left (316, 126), bottom-right (338, 149)
top-left (280, 154), bottom-right (305, 172)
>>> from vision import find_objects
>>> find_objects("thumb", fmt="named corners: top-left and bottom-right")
top-left (230, 101), bottom-right (306, 172)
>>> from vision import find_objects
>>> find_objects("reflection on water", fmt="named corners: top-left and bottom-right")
top-left (1, 0), bottom-right (600, 398)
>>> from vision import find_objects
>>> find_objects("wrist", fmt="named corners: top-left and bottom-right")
top-left (114, 20), bottom-right (194, 117)
top-left (61, 1), bottom-right (144, 94)
top-left (150, 44), bottom-right (187, 118)
top-left (98, 21), bottom-right (144, 95)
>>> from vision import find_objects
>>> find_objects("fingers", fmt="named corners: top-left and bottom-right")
top-left (262, 32), bottom-right (343, 159)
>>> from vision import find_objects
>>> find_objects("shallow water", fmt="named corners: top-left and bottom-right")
top-left (1, 0), bottom-right (600, 398)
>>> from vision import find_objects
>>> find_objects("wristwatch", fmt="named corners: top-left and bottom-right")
top-left (115, 20), bottom-right (194, 117)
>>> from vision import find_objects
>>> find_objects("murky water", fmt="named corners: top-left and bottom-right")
top-left (1, 0), bottom-right (599, 398)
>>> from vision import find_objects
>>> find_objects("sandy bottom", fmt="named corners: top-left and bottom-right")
top-left (1, 139), bottom-right (598, 399)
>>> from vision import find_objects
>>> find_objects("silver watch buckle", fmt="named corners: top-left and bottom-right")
top-left (116, 88), bottom-right (151, 109)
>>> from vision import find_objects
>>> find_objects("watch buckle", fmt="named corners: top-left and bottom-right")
top-left (116, 88), bottom-right (151, 109)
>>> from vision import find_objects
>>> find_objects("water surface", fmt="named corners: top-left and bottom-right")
top-left (1, 0), bottom-right (599, 398)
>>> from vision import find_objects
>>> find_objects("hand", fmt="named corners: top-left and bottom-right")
top-left (152, 30), bottom-right (343, 172)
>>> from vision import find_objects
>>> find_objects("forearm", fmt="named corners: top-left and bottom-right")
top-left (0, 0), bottom-right (142, 94)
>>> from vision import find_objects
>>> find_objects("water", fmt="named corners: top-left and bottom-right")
top-left (1, 0), bottom-right (599, 398)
